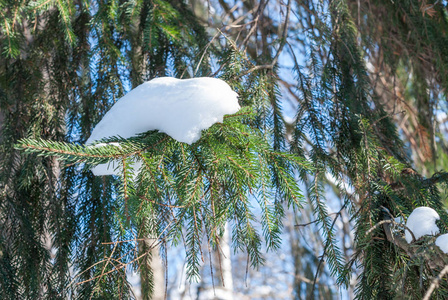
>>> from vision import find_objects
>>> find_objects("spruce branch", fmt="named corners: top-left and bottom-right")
top-left (309, 202), bottom-right (347, 300)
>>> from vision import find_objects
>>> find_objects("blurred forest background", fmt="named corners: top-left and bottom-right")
top-left (2, 0), bottom-right (448, 299)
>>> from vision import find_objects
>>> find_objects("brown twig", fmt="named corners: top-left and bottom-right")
top-left (236, 0), bottom-right (292, 78)
top-left (423, 265), bottom-right (448, 300)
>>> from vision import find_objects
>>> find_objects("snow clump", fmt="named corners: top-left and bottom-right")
top-left (86, 77), bottom-right (240, 176)
top-left (436, 234), bottom-right (448, 254)
top-left (405, 206), bottom-right (440, 243)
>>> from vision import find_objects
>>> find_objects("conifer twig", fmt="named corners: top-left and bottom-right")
top-left (423, 265), bottom-right (448, 300)
top-left (309, 202), bottom-right (346, 300)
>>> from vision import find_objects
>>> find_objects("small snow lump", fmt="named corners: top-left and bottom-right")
top-left (436, 234), bottom-right (448, 254)
top-left (405, 206), bottom-right (440, 243)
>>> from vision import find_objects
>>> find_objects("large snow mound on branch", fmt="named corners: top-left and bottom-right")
top-left (86, 77), bottom-right (239, 145)
top-left (405, 207), bottom-right (440, 243)
top-left (86, 77), bottom-right (240, 176)
top-left (436, 234), bottom-right (448, 254)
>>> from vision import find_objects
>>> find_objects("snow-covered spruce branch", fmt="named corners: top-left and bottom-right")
top-left (381, 208), bottom-right (447, 270)
top-left (15, 78), bottom-right (313, 285)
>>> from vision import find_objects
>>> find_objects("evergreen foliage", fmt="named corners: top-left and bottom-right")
top-left (2, 0), bottom-right (448, 299)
